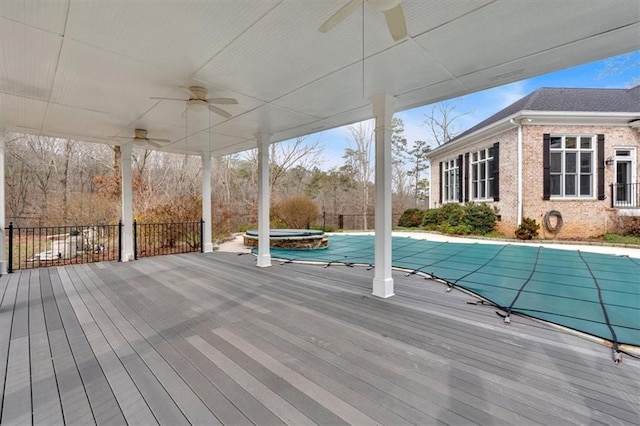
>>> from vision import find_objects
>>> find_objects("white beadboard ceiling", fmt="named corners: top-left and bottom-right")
top-left (1, 0), bottom-right (638, 155)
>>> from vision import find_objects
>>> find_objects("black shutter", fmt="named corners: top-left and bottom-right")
top-left (492, 142), bottom-right (500, 201)
top-left (597, 134), bottom-right (605, 200)
top-left (543, 134), bottom-right (551, 200)
top-left (464, 153), bottom-right (470, 202)
top-left (439, 161), bottom-right (443, 204)
top-left (457, 154), bottom-right (463, 203)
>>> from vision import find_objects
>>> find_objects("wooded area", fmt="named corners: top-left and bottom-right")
top-left (5, 113), bottom-right (448, 236)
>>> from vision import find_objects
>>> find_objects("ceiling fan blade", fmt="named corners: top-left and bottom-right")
top-left (318, 0), bottom-right (361, 33)
top-left (147, 141), bottom-right (162, 148)
top-left (208, 104), bottom-right (232, 119)
top-left (382, 3), bottom-right (407, 41)
top-left (206, 97), bottom-right (238, 105)
top-left (150, 97), bottom-right (188, 102)
top-left (148, 137), bottom-right (171, 144)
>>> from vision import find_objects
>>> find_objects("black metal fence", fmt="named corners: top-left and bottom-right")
top-left (6, 223), bottom-right (121, 273)
top-left (611, 183), bottom-right (639, 208)
top-left (5, 220), bottom-right (203, 272)
top-left (322, 212), bottom-right (403, 231)
top-left (134, 220), bottom-right (203, 259)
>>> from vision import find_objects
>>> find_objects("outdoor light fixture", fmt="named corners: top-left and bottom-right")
top-left (605, 156), bottom-right (614, 166)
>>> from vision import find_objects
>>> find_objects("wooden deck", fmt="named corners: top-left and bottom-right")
top-left (0, 252), bottom-right (639, 425)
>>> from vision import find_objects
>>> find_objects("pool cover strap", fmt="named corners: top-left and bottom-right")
top-left (578, 251), bottom-right (619, 354)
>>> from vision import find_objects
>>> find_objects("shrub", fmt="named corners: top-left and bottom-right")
top-left (515, 217), bottom-right (540, 240)
top-left (617, 216), bottom-right (640, 237)
top-left (137, 195), bottom-right (202, 248)
top-left (271, 195), bottom-right (319, 229)
top-left (397, 208), bottom-right (426, 228)
top-left (464, 202), bottom-right (497, 235)
top-left (421, 203), bottom-right (497, 235)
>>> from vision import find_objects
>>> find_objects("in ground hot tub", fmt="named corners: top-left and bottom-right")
top-left (243, 229), bottom-right (328, 249)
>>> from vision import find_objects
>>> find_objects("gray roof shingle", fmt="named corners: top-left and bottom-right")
top-left (450, 85), bottom-right (640, 142)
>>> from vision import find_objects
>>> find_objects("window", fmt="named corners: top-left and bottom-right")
top-left (470, 147), bottom-right (494, 200)
top-left (442, 159), bottom-right (459, 202)
top-left (549, 135), bottom-right (594, 198)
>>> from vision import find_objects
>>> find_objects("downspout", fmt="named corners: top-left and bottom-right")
top-left (510, 118), bottom-right (524, 226)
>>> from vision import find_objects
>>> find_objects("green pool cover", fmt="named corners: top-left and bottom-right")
top-left (258, 235), bottom-right (640, 347)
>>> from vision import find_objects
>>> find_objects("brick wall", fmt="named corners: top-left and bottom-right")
top-left (429, 124), bottom-right (640, 239)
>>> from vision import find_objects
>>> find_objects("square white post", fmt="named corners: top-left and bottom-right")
top-left (120, 142), bottom-right (134, 262)
top-left (371, 94), bottom-right (396, 298)
top-left (201, 147), bottom-right (215, 253)
top-left (256, 131), bottom-right (271, 267)
top-left (0, 127), bottom-right (6, 275)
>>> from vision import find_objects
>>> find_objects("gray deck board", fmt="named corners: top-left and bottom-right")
top-left (0, 273), bottom-right (20, 420)
top-left (87, 263), bottom-right (278, 426)
top-left (41, 271), bottom-right (95, 425)
top-left (29, 269), bottom-right (64, 425)
top-left (1, 251), bottom-right (639, 425)
top-left (52, 268), bottom-right (124, 426)
top-left (59, 266), bottom-right (158, 425)
top-left (2, 272), bottom-right (31, 425)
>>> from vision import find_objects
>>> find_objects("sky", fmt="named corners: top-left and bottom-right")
top-left (310, 50), bottom-right (640, 170)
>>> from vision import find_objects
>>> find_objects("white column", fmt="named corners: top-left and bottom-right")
top-left (371, 94), bottom-right (396, 298)
top-left (256, 131), bottom-right (271, 267)
top-left (120, 142), bottom-right (134, 262)
top-left (201, 148), bottom-right (215, 253)
top-left (0, 127), bottom-right (6, 275)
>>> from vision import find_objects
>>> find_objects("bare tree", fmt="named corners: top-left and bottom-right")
top-left (61, 139), bottom-right (77, 222)
top-left (270, 136), bottom-right (323, 194)
top-left (344, 121), bottom-right (374, 229)
top-left (424, 101), bottom-right (468, 146)
top-left (9, 134), bottom-right (61, 222)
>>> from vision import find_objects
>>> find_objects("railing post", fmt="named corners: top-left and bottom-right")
top-left (200, 219), bottom-right (204, 253)
top-left (322, 211), bottom-right (326, 232)
top-left (133, 220), bottom-right (138, 260)
top-left (118, 220), bottom-right (123, 262)
top-left (338, 214), bottom-right (344, 230)
top-left (7, 222), bottom-right (13, 274)
top-left (610, 183), bottom-right (614, 208)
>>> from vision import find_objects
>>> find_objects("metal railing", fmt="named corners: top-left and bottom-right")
top-left (5, 220), bottom-right (204, 272)
top-left (6, 223), bottom-right (121, 273)
top-left (610, 183), bottom-right (639, 208)
top-left (134, 220), bottom-right (203, 259)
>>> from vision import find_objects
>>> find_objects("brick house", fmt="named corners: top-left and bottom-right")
top-left (427, 86), bottom-right (640, 238)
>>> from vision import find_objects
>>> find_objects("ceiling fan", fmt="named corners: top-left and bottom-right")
top-left (318, 0), bottom-right (407, 42)
top-left (151, 86), bottom-right (238, 119)
top-left (118, 128), bottom-right (171, 148)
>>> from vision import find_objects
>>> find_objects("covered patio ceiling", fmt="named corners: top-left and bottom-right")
top-left (1, 0), bottom-right (639, 156)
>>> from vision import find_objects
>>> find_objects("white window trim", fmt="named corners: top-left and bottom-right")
top-left (442, 159), bottom-right (459, 203)
top-left (549, 135), bottom-right (596, 200)
top-left (470, 147), bottom-right (494, 201)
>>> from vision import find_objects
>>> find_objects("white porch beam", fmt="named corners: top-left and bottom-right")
top-left (120, 142), bottom-right (134, 262)
top-left (371, 94), bottom-right (396, 298)
top-left (256, 131), bottom-right (271, 267)
top-left (201, 147), bottom-right (215, 253)
top-left (0, 127), bottom-right (6, 275)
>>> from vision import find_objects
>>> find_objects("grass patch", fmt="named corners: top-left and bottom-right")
top-left (602, 233), bottom-right (640, 245)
